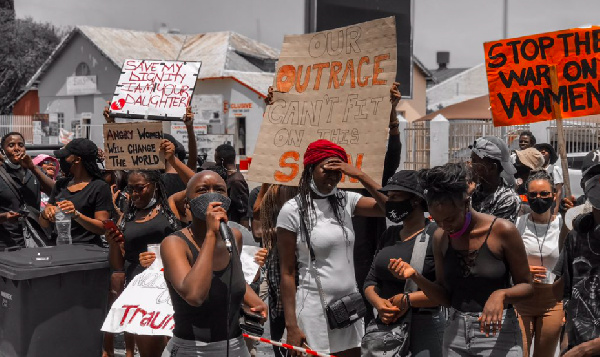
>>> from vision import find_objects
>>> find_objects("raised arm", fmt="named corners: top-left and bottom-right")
top-left (383, 82), bottom-right (401, 185)
top-left (160, 139), bottom-right (195, 184)
top-left (22, 154), bottom-right (54, 194)
top-left (183, 106), bottom-right (198, 170)
top-left (324, 159), bottom-right (386, 217)
top-left (161, 202), bottom-right (226, 306)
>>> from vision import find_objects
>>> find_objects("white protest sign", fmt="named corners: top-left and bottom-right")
top-left (109, 59), bottom-right (201, 120)
top-left (102, 258), bottom-right (174, 337)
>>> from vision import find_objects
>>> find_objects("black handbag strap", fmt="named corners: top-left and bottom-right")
top-left (0, 165), bottom-right (26, 207)
top-left (295, 196), bottom-right (330, 316)
top-left (0, 165), bottom-right (47, 247)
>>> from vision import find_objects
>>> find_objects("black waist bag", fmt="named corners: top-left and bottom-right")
top-left (326, 291), bottom-right (366, 330)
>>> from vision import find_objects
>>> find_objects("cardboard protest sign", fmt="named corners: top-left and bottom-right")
top-left (248, 17), bottom-right (397, 187)
top-left (104, 122), bottom-right (165, 170)
top-left (485, 27), bottom-right (600, 126)
top-left (109, 60), bottom-right (201, 120)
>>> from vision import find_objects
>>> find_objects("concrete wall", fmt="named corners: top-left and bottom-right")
top-left (37, 32), bottom-right (119, 145)
top-left (397, 65), bottom-right (428, 121)
top-left (193, 78), bottom-right (266, 158)
top-left (427, 63), bottom-right (488, 112)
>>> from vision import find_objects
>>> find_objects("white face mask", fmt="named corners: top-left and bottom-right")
top-left (143, 189), bottom-right (157, 209)
top-left (309, 174), bottom-right (338, 198)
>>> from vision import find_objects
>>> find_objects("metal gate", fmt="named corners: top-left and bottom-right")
top-left (403, 121), bottom-right (430, 170)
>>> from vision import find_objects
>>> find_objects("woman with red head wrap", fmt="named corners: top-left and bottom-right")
top-left (276, 139), bottom-right (387, 357)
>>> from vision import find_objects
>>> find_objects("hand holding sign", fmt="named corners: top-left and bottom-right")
top-left (183, 106), bottom-right (194, 127)
top-left (160, 139), bottom-right (176, 162)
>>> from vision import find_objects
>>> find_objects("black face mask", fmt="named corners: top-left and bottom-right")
top-left (529, 197), bottom-right (554, 214)
top-left (59, 157), bottom-right (72, 176)
top-left (385, 200), bottom-right (414, 223)
top-left (189, 192), bottom-right (231, 220)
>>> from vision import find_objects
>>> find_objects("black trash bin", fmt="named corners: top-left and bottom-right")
top-left (0, 244), bottom-right (110, 357)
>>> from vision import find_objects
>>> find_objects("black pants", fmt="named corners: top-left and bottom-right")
top-left (269, 313), bottom-right (286, 357)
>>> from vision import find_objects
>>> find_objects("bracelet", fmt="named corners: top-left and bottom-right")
top-left (404, 293), bottom-right (412, 308)
top-left (73, 210), bottom-right (81, 219)
top-left (389, 121), bottom-right (400, 129)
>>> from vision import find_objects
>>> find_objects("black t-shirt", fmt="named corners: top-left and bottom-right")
top-left (226, 171), bottom-right (249, 224)
top-left (123, 212), bottom-right (176, 282)
top-left (49, 178), bottom-right (113, 246)
top-left (0, 166), bottom-right (41, 249)
top-left (553, 214), bottom-right (600, 351)
top-left (364, 224), bottom-right (436, 299)
top-left (161, 173), bottom-right (187, 198)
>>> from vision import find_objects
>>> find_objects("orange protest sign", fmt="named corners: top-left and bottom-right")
top-left (484, 27), bottom-right (600, 126)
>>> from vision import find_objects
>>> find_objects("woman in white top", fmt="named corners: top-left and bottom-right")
top-left (514, 170), bottom-right (565, 357)
top-left (277, 139), bottom-right (386, 357)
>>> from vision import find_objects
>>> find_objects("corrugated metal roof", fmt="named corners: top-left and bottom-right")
top-left (27, 26), bottom-right (279, 95)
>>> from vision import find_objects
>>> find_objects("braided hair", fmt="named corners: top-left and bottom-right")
top-left (118, 170), bottom-right (180, 233)
top-left (260, 184), bottom-right (298, 251)
top-left (297, 164), bottom-right (348, 243)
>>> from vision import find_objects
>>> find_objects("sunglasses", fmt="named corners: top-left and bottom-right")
top-left (527, 191), bottom-right (553, 199)
top-left (127, 183), bottom-right (151, 193)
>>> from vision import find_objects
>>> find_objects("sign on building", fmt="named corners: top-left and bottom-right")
top-left (191, 95), bottom-right (223, 124)
top-left (197, 134), bottom-right (234, 162)
top-left (66, 75), bottom-right (97, 96)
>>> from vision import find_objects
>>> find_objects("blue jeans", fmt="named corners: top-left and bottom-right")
top-left (411, 309), bottom-right (445, 357)
top-left (443, 308), bottom-right (522, 357)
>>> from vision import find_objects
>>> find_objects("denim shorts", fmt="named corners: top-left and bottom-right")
top-left (443, 308), bottom-right (522, 357)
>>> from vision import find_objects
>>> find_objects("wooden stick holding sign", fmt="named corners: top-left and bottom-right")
top-left (104, 122), bottom-right (165, 170)
top-left (548, 65), bottom-right (572, 197)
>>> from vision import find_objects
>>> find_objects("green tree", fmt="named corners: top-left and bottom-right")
top-left (0, 11), bottom-right (60, 113)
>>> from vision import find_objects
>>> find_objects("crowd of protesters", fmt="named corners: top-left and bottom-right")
top-left (1, 86), bottom-right (600, 357)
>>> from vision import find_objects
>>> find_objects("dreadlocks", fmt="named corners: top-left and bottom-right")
top-left (260, 184), bottom-right (298, 251)
top-left (119, 170), bottom-right (180, 233)
top-left (297, 164), bottom-right (349, 244)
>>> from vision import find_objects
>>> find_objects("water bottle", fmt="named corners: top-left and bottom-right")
top-left (55, 206), bottom-right (72, 245)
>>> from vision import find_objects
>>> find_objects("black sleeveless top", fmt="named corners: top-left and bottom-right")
top-left (167, 229), bottom-right (246, 342)
top-left (443, 218), bottom-right (511, 312)
top-left (123, 212), bottom-right (175, 282)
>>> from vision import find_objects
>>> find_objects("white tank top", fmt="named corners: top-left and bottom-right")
top-left (516, 214), bottom-right (562, 284)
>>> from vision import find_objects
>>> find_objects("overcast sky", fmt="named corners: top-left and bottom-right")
top-left (14, 0), bottom-right (600, 69)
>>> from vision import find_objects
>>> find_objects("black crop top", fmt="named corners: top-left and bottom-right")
top-left (166, 229), bottom-right (246, 342)
top-left (443, 218), bottom-right (511, 312)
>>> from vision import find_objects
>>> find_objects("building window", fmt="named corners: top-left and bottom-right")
top-left (57, 113), bottom-right (64, 129)
top-left (75, 62), bottom-right (90, 76)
